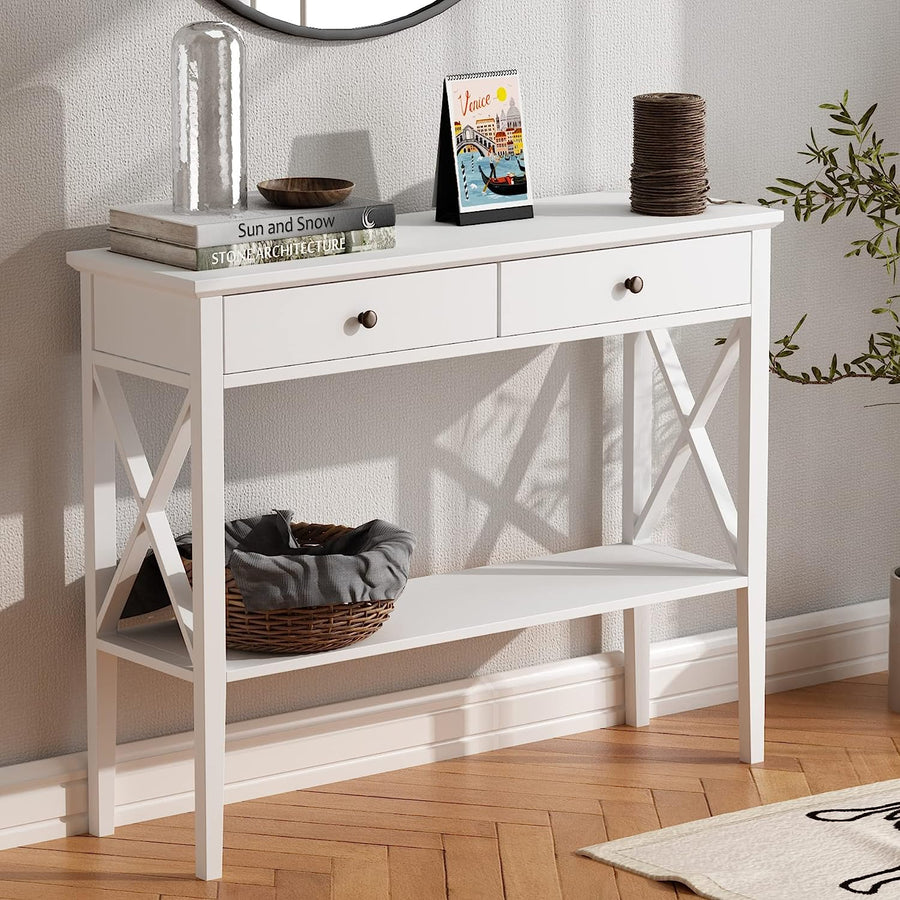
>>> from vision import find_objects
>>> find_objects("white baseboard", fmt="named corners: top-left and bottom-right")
top-left (0, 597), bottom-right (888, 851)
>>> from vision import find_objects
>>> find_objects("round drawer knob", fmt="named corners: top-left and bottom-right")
top-left (624, 276), bottom-right (644, 294)
top-left (357, 310), bottom-right (378, 329)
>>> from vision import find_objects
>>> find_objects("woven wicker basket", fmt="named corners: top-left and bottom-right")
top-left (182, 521), bottom-right (394, 654)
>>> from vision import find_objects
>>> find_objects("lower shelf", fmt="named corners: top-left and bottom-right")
top-left (99, 542), bottom-right (747, 683)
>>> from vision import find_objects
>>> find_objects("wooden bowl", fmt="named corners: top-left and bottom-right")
top-left (257, 177), bottom-right (354, 208)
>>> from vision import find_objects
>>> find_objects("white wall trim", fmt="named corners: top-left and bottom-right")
top-left (0, 597), bottom-right (888, 851)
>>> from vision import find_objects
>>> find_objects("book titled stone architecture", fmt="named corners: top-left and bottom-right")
top-left (109, 227), bottom-right (396, 271)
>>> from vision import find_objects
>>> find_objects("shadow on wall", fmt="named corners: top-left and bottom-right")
top-left (289, 131), bottom-right (380, 200)
top-left (429, 346), bottom-right (574, 570)
top-left (0, 84), bottom-right (108, 764)
top-left (287, 131), bottom-right (435, 214)
top-left (392, 179), bottom-right (434, 216)
top-left (223, 344), bottom-right (580, 576)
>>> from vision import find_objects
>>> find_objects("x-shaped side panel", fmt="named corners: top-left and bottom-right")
top-left (93, 367), bottom-right (195, 659)
top-left (632, 323), bottom-right (741, 561)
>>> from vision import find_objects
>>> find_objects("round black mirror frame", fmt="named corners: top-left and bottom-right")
top-left (216, 0), bottom-right (465, 40)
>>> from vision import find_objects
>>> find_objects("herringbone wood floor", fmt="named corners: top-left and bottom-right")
top-left (0, 672), bottom-right (895, 899)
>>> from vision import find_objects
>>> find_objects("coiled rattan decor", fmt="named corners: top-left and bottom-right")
top-left (182, 521), bottom-right (395, 654)
top-left (630, 92), bottom-right (708, 216)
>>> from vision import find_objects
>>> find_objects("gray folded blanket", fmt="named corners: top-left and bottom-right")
top-left (122, 512), bottom-right (414, 616)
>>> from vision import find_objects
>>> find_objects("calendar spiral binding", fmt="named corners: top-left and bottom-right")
top-left (446, 69), bottom-right (518, 80)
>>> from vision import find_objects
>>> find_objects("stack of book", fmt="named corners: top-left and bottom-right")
top-left (107, 196), bottom-right (396, 271)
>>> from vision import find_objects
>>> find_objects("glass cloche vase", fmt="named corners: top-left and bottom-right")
top-left (171, 21), bottom-right (248, 213)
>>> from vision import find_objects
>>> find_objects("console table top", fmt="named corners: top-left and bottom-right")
top-left (67, 191), bottom-right (783, 298)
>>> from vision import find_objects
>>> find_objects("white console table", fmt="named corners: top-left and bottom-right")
top-left (69, 191), bottom-right (782, 880)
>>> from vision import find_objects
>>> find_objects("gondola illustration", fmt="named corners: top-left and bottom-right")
top-left (480, 161), bottom-right (528, 196)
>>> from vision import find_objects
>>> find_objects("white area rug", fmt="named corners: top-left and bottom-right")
top-left (579, 780), bottom-right (900, 899)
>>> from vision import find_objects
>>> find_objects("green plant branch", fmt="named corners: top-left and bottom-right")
top-left (759, 91), bottom-right (900, 384)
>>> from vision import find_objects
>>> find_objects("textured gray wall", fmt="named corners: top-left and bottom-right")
top-left (1, 0), bottom-right (898, 767)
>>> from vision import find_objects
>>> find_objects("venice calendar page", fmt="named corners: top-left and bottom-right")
top-left (445, 71), bottom-right (532, 212)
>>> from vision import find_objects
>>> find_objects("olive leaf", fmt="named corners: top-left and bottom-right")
top-left (758, 94), bottom-right (900, 384)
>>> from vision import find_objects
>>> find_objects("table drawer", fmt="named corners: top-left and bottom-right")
top-left (224, 265), bottom-right (498, 373)
top-left (499, 233), bottom-right (751, 336)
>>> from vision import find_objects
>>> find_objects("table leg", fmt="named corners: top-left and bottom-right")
top-left (623, 331), bottom-right (653, 727)
top-left (82, 283), bottom-right (118, 835)
top-left (86, 650), bottom-right (117, 835)
top-left (192, 296), bottom-right (226, 880)
top-left (737, 585), bottom-right (765, 763)
top-left (624, 607), bottom-right (651, 727)
top-left (736, 230), bottom-right (771, 764)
